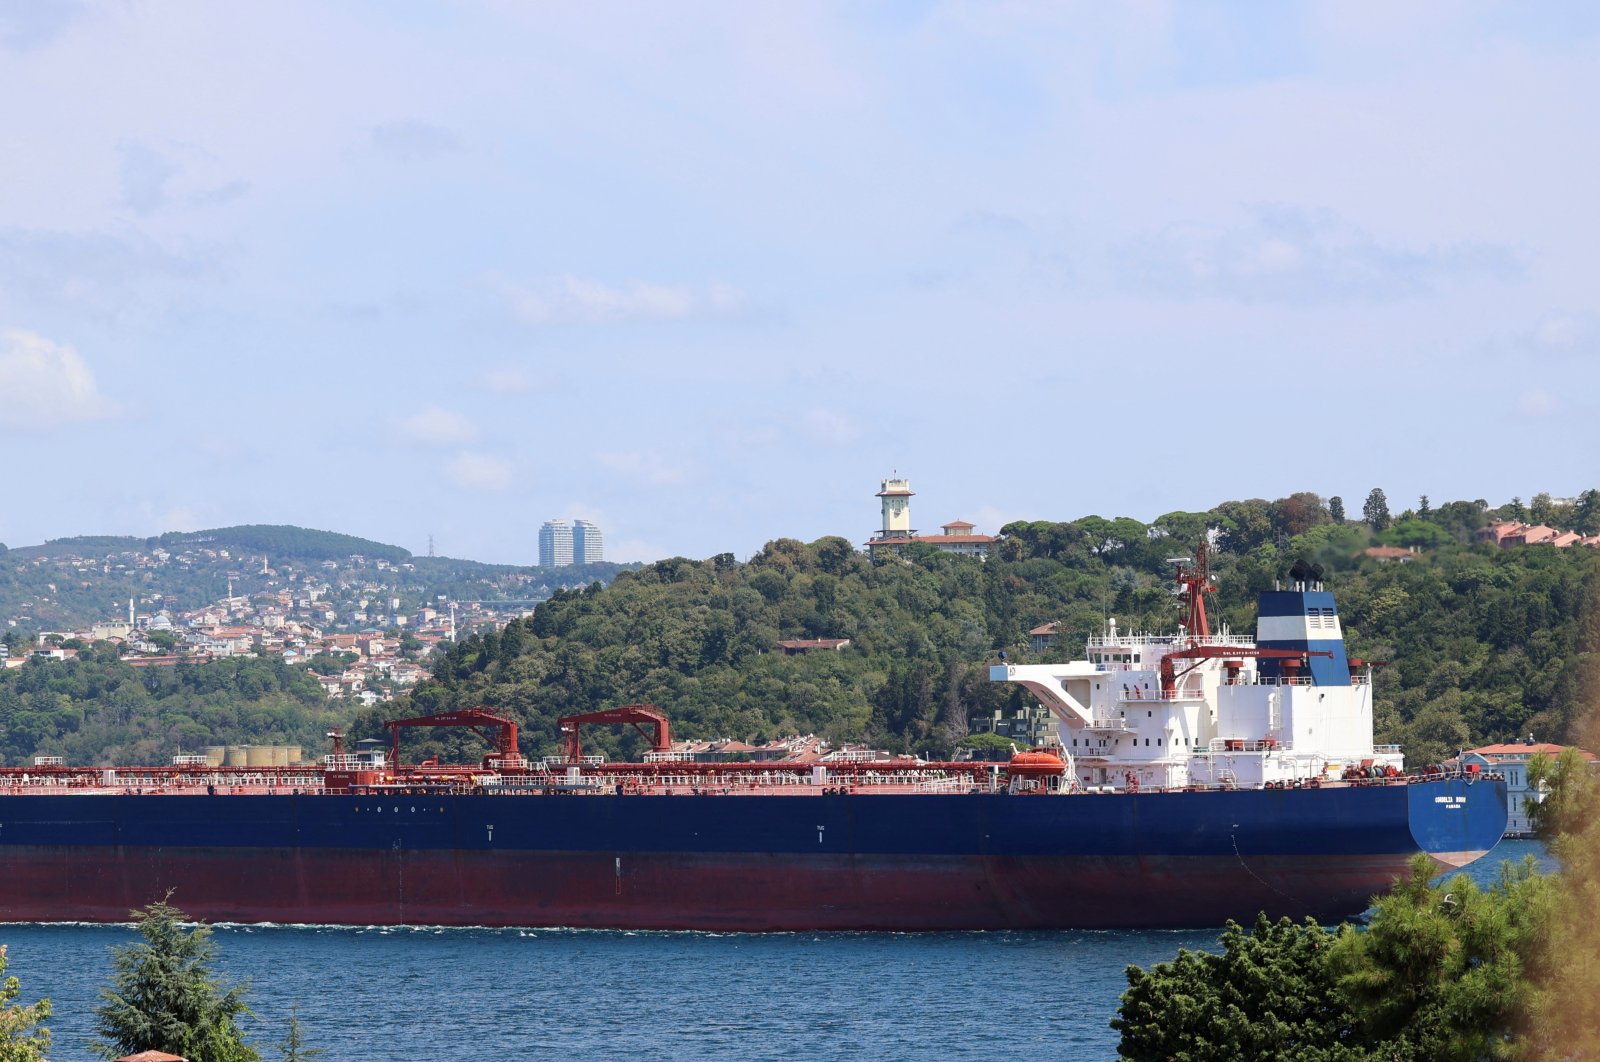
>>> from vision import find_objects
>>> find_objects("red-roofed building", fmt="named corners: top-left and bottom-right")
top-left (1028, 622), bottom-right (1060, 654)
top-left (1460, 741), bottom-right (1598, 836)
top-left (864, 477), bottom-right (996, 559)
top-left (1361, 545), bottom-right (1418, 562)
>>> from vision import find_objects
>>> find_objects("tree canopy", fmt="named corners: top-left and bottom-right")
top-left (95, 899), bottom-right (259, 1062)
top-left (0, 945), bottom-right (50, 1062)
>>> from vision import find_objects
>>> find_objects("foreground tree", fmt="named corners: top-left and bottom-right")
top-left (95, 899), bottom-right (259, 1061)
top-left (1113, 914), bottom-right (1359, 1061)
top-left (0, 945), bottom-right (51, 1062)
top-left (1523, 746), bottom-right (1600, 1059)
top-left (1326, 854), bottom-right (1550, 1061)
top-left (277, 1004), bottom-right (323, 1062)
top-left (1115, 855), bottom-right (1556, 1060)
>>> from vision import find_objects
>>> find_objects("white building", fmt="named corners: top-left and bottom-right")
top-left (1460, 741), bottom-right (1598, 836)
top-left (863, 477), bottom-right (996, 560)
top-left (573, 519), bottom-right (604, 565)
top-left (538, 519), bottom-right (574, 567)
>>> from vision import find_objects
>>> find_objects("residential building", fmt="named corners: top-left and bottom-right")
top-left (573, 519), bottom-right (604, 565)
top-left (1459, 741), bottom-right (1599, 836)
top-left (538, 519), bottom-right (573, 567)
top-left (969, 705), bottom-right (1055, 746)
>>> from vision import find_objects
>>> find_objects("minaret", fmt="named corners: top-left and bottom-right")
top-left (875, 476), bottom-right (915, 540)
top-left (128, 598), bottom-right (134, 626)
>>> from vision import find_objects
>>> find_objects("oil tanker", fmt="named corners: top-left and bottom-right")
top-left (0, 555), bottom-right (1506, 930)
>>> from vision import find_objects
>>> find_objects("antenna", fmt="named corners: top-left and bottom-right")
top-left (428, 535), bottom-right (436, 558)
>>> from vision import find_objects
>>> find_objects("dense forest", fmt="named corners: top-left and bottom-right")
top-left (4, 492), bottom-right (1597, 769)
top-left (0, 646), bottom-right (346, 766)
top-left (358, 489), bottom-right (1600, 769)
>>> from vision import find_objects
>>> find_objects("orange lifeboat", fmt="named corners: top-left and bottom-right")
top-left (1007, 750), bottom-right (1067, 782)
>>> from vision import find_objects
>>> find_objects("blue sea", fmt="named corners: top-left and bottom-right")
top-left (1, 840), bottom-right (1552, 1061)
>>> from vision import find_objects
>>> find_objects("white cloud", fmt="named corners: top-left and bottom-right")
top-left (0, 329), bottom-right (117, 428)
top-left (397, 406), bottom-right (480, 444)
top-left (445, 450), bottom-right (513, 491)
top-left (1115, 206), bottom-right (1519, 303)
top-left (801, 408), bottom-right (861, 445)
top-left (478, 364), bottom-right (556, 394)
top-left (491, 274), bottom-right (744, 325)
top-left (370, 120), bottom-right (461, 162)
top-left (605, 537), bottom-right (669, 564)
top-left (595, 450), bottom-right (687, 485)
top-left (1517, 389), bottom-right (1560, 417)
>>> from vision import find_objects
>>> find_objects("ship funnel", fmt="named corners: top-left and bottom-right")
top-left (1254, 590), bottom-right (1350, 685)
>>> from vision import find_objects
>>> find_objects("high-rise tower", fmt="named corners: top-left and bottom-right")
top-left (538, 519), bottom-right (574, 567)
top-left (573, 519), bottom-right (604, 565)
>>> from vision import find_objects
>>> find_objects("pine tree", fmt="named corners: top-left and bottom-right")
top-left (277, 1005), bottom-right (322, 1062)
top-left (0, 945), bottom-right (51, 1062)
top-left (94, 899), bottom-right (259, 1061)
top-left (1328, 495), bottom-right (1345, 523)
top-left (1575, 489), bottom-right (1600, 535)
top-left (1362, 488), bottom-right (1391, 532)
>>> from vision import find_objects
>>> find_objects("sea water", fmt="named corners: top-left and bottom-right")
top-left (0, 840), bottom-right (1552, 1061)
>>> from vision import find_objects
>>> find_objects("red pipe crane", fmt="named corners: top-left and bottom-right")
top-left (384, 707), bottom-right (522, 770)
top-left (558, 704), bottom-right (672, 762)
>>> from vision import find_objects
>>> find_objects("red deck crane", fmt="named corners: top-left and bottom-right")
top-left (385, 707), bottom-right (523, 770)
top-left (558, 704), bottom-right (672, 762)
top-left (1158, 645), bottom-right (1335, 696)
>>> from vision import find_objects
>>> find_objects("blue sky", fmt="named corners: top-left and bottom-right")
top-left (2, 2), bottom-right (1596, 564)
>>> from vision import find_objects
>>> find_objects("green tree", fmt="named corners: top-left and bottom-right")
top-left (1363, 488), bottom-right (1391, 532)
top-left (95, 899), bottom-right (260, 1061)
top-left (1113, 914), bottom-right (1356, 1061)
top-left (1523, 745), bottom-right (1600, 1058)
top-left (1418, 495), bottom-right (1431, 517)
top-left (0, 945), bottom-right (51, 1062)
top-left (1326, 853), bottom-right (1550, 1061)
top-left (1503, 496), bottom-right (1526, 521)
top-left (1573, 489), bottom-right (1600, 535)
top-left (1529, 492), bottom-right (1554, 525)
top-left (276, 1004), bottom-right (322, 1062)
top-left (1328, 495), bottom-right (1345, 524)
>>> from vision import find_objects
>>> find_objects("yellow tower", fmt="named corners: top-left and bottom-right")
top-left (875, 477), bottom-right (915, 539)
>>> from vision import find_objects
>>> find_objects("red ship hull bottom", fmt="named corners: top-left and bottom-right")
top-left (0, 846), bottom-right (1471, 931)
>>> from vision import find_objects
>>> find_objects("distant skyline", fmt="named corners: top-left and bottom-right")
top-left (3, 3), bottom-right (1598, 565)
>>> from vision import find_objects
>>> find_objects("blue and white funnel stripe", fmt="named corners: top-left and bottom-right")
top-left (1255, 590), bottom-right (1351, 685)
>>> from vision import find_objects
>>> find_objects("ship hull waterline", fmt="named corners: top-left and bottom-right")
top-left (0, 778), bottom-right (1507, 931)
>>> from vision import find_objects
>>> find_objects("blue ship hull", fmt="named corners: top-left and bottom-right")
top-left (0, 777), bottom-right (1506, 929)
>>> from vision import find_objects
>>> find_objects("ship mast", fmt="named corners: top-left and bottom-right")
top-left (1174, 539), bottom-right (1213, 642)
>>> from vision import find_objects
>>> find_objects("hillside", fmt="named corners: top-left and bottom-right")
top-left (360, 492), bottom-right (1600, 769)
top-left (0, 524), bottom-right (634, 633)
top-left (0, 644), bottom-right (345, 766)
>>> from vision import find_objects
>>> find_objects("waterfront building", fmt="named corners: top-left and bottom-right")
top-left (1459, 740), bottom-right (1598, 836)
top-left (538, 519), bottom-right (573, 568)
top-left (573, 519), bottom-right (604, 565)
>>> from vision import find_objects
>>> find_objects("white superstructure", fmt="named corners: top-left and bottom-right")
top-left (991, 576), bottom-right (1402, 792)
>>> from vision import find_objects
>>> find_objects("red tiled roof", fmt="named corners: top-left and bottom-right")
top-left (866, 534), bottom-right (995, 546)
top-left (942, 520), bottom-right (976, 529)
top-left (1466, 742), bottom-right (1597, 761)
top-left (1028, 623), bottom-right (1060, 636)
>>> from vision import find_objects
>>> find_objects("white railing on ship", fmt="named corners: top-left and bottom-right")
top-left (1202, 739), bottom-right (1291, 754)
top-left (1373, 744), bottom-right (1402, 755)
top-left (539, 755), bottom-right (605, 768)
